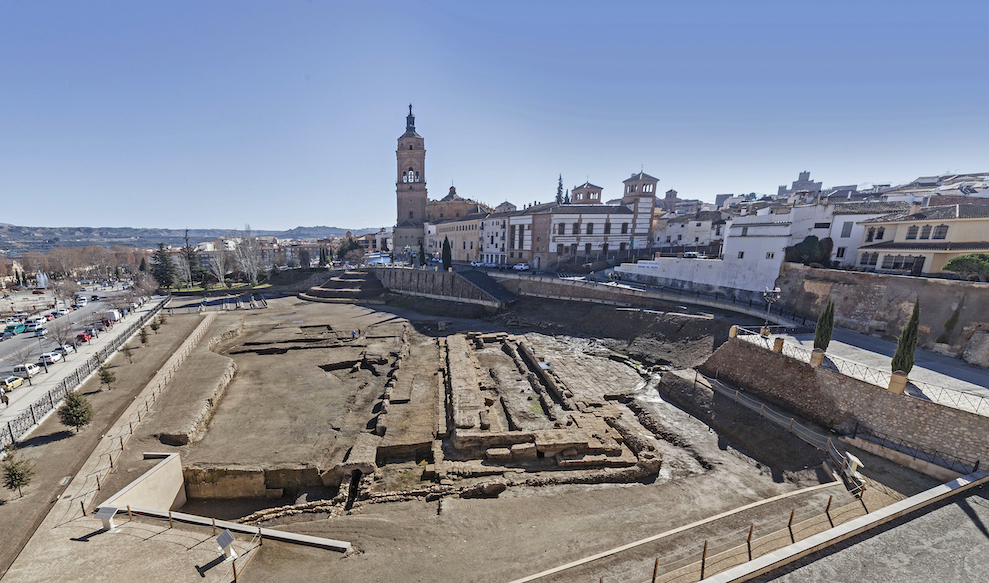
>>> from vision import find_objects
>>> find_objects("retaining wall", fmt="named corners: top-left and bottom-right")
top-left (698, 338), bottom-right (989, 465)
top-left (372, 267), bottom-right (503, 308)
top-left (775, 262), bottom-right (989, 365)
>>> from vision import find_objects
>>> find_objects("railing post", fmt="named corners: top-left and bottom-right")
top-left (652, 557), bottom-right (659, 583)
top-left (700, 540), bottom-right (708, 579)
top-left (747, 523), bottom-right (754, 560)
top-left (787, 509), bottom-right (795, 543)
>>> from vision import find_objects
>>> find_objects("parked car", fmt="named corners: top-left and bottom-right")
top-left (38, 352), bottom-right (62, 365)
top-left (91, 295), bottom-right (100, 301)
top-left (32, 289), bottom-right (45, 295)
top-left (44, 313), bottom-right (56, 320)
top-left (76, 332), bottom-right (92, 342)
top-left (513, 262), bottom-right (530, 271)
top-left (13, 363), bottom-right (42, 378)
top-left (34, 327), bottom-right (48, 337)
top-left (1, 331), bottom-right (13, 341)
top-left (5, 323), bottom-right (26, 334)
top-left (56, 308), bottom-right (70, 316)
top-left (1, 376), bottom-right (23, 391)
top-left (54, 344), bottom-right (74, 356)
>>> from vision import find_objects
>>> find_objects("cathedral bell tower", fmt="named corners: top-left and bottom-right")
top-left (396, 104), bottom-right (427, 226)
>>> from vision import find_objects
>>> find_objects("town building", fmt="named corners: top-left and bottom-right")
top-left (828, 201), bottom-right (909, 267)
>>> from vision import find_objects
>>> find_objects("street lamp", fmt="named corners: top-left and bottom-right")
top-left (762, 287), bottom-right (782, 335)
top-left (37, 334), bottom-right (49, 373)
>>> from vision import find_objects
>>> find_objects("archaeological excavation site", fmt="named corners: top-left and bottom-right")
top-left (11, 272), bottom-right (962, 583)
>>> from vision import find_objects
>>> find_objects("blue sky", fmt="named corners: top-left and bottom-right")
top-left (2, 1), bottom-right (986, 231)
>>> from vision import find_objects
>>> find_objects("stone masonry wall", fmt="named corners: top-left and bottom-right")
top-left (699, 338), bottom-right (989, 464)
top-left (372, 267), bottom-right (502, 307)
top-left (775, 263), bottom-right (989, 362)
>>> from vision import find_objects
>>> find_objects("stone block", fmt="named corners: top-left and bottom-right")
top-left (962, 331), bottom-right (989, 367)
top-left (485, 447), bottom-right (513, 461)
top-left (510, 443), bottom-right (538, 461)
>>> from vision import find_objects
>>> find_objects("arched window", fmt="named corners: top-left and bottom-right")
top-left (586, 223), bottom-right (594, 234)
top-left (933, 224), bottom-right (948, 239)
top-left (876, 227), bottom-right (885, 240)
top-left (415, 171), bottom-right (420, 182)
top-left (906, 225), bottom-right (919, 240)
top-left (402, 171), bottom-right (408, 183)
top-left (866, 227), bottom-right (876, 242)
top-left (919, 225), bottom-right (932, 239)
top-left (572, 223), bottom-right (579, 235)
top-left (621, 223), bottom-right (629, 234)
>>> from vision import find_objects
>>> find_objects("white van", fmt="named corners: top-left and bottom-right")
top-left (13, 363), bottom-right (42, 378)
top-left (75, 297), bottom-right (88, 307)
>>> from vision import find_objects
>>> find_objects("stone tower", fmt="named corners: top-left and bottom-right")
top-left (396, 104), bottom-right (427, 225)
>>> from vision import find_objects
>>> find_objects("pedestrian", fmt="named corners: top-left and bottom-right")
top-left (351, 330), bottom-right (356, 339)
top-left (1, 388), bottom-right (8, 407)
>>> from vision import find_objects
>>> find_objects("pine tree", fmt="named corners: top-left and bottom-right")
top-left (556, 174), bottom-right (564, 205)
top-left (140, 327), bottom-right (149, 345)
top-left (58, 392), bottom-right (94, 432)
top-left (564, 189), bottom-right (571, 205)
top-left (892, 300), bottom-right (920, 373)
top-left (98, 366), bottom-right (116, 391)
top-left (813, 300), bottom-right (835, 351)
top-left (150, 243), bottom-right (177, 289)
top-left (2, 447), bottom-right (35, 498)
top-left (121, 346), bottom-right (134, 364)
top-left (442, 236), bottom-right (452, 270)
top-left (419, 241), bottom-right (427, 267)
top-left (139, 257), bottom-right (148, 272)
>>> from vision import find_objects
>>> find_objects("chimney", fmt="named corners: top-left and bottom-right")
top-left (909, 201), bottom-right (922, 215)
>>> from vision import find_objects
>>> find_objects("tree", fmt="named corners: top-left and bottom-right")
top-left (48, 320), bottom-right (75, 359)
top-left (784, 236), bottom-right (833, 267)
top-left (121, 346), bottom-right (134, 364)
top-left (892, 300), bottom-right (920, 373)
top-left (419, 241), bottom-right (426, 267)
top-left (556, 174), bottom-right (564, 205)
top-left (564, 189), bottom-right (570, 204)
top-left (813, 300), bottom-right (835, 351)
top-left (51, 280), bottom-right (81, 305)
top-left (182, 229), bottom-right (206, 285)
top-left (58, 392), bottom-right (94, 432)
top-left (336, 237), bottom-right (362, 261)
top-left (140, 327), bottom-right (149, 345)
top-left (233, 225), bottom-right (263, 285)
top-left (150, 243), bottom-right (177, 289)
top-left (150, 320), bottom-right (160, 334)
top-left (11, 346), bottom-right (38, 386)
top-left (139, 257), bottom-right (148, 272)
top-left (98, 365), bottom-right (116, 391)
top-left (943, 253), bottom-right (989, 282)
top-left (2, 447), bottom-right (35, 498)
top-left (174, 253), bottom-right (193, 290)
top-left (442, 236), bottom-right (452, 270)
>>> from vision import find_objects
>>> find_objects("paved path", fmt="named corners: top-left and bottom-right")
top-left (0, 296), bottom-right (165, 433)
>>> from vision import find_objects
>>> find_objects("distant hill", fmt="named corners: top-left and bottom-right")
top-left (0, 224), bottom-right (382, 253)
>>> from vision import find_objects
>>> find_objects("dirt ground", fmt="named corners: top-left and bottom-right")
top-left (82, 294), bottom-right (942, 583)
top-left (0, 314), bottom-right (200, 577)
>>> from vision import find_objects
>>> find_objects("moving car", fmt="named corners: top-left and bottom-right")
top-left (0, 376), bottom-right (23, 391)
top-left (54, 344), bottom-right (73, 356)
top-left (513, 262), bottom-right (530, 271)
top-left (5, 323), bottom-right (26, 334)
top-left (76, 332), bottom-right (92, 342)
top-left (32, 289), bottom-right (45, 295)
top-left (34, 327), bottom-right (48, 336)
top-left (38, 352), bottom-right (62, 365)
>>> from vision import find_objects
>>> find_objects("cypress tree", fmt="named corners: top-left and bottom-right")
top-left (419, 241), bottom-right (427, 267)
top-left (891, 300), bottom-right (920, 373)
top-left (442, 236), bottom-right (452, 270)
top-left (556, 174), bottom-right (564, 205)
top-left (813, 300), bottom-right (835, 351)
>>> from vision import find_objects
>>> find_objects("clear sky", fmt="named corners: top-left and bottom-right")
top-left (2, 1), bottom-right (987, 231)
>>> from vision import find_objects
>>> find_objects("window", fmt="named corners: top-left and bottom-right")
top-left (840, 222), bottom-right (853, 238)
top-left (906, 225), bottom-right (919, 240)
top-left (866, 227), bottom-right (875, 242)
top-left (409, 211), bottom-right (413, 218)
top-left (585, 243), bottom-right (592, 254)
top-left (876, 227), bottom-right (885, 240)
top-left (677, 234), bottom-right (682, 241)
top-left (737, 251), bottom-right (745, 259)
top-left (715, 225), bottom-right (722, 236)
top-left (741, 227), bottom-right (748, 237)
top-left (882, 255), bottom-right (894, 269)
top-left (836, 247), bottom-right (846, 258)
top-left (814, 222), bottom-right (831, 229)
top-left (869, 253), bottom-right (878, 266)
top-left (622, 223), bottom-right (628, 234)
top-left (602, 243), bottom-right (609, 253)
top-left (696, 222), bottom-right (702, 227)
top-left (556, 244), bottom-right (563, 254)
top-left (920, 225), bottom-right (931, 239)
top-left (860, 252), bottom-right (870, 266)
top-left (694, 237), bottom-right (699, 242)
top-left (415, 171), bottom-right (420, 182)
top-left (586, 223), bottom-right (594, 235)
top-left (572, 223), bottom-right (579, 235)
top-left (766, 252), bottom-right (775, 259)
top-left (933, 225), bottom-right (948, 239)
top-left (604, 222), bottom-right (611, 234)
top-left (665, 236), bottom-right (671, 243)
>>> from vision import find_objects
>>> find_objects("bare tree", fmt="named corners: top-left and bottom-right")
top-left (48, 320), bottom-right (76, 358)
top-left (134, 274), bottom-right (158, 297)
top-left (233, 225), bottom-right (263, 286)
top-left (45, 248), bottom-right (80, 280)
top-left (11, 346), bottom-right (39, 385)
top-left (208, 250), bottom-right (230, 288)
top-left (174, 254), bottom-right (192, 289)
top-left (51, 280), bottom-right (81, 306)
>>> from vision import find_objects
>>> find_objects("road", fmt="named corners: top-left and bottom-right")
top-left (0, 290), bottom-right (164, 435)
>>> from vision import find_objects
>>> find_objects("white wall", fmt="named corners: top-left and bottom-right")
top-left (616, 256), bottom-right (782, 294)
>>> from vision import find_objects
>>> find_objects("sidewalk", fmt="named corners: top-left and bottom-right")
top-left (0, 296), bottom-right (165, 436)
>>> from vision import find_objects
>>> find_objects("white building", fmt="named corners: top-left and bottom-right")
top-left (828, 201), bottom-right (909, 267)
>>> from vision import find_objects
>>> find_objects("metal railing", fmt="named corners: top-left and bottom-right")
top-left (2, 296), bottom-right (169, 448)
top-left (852, 424), bottom-right (980, 475)
top-left (733, 327), bottom-right (989, 417)
top-left (698, 371), bottom-right (862, 496)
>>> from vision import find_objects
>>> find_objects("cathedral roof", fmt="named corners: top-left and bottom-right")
top-left (573, 181), bottom-right (603, 190)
